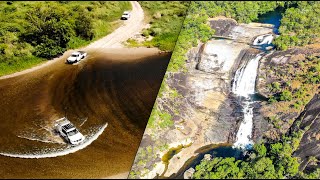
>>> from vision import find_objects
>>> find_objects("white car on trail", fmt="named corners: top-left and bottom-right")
top-left (66, 51), bottom-right (87, 64)
top-left (54, 117), bottom-right (85, 145)
top-left (121, 11), bottom-right (131, 20)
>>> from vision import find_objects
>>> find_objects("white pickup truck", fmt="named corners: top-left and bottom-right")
top-left (54, 117), bottom-right (85, 145)
top-left (66, 51), bottom-right (87, 64)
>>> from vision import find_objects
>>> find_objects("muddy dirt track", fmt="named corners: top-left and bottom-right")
top-left (0, 48), bottom-right (171, 178)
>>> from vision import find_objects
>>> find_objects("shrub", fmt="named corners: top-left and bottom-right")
top-left (280, 90), bottom-right (292, 101)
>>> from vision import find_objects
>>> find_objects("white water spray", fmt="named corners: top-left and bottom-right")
top-left (0, 123), bottom-right (108, 159)
top-left (232, 54), bottom-right (262, 149)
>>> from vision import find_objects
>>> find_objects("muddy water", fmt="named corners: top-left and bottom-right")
top-left (0, 48), bottom-right (171, 178)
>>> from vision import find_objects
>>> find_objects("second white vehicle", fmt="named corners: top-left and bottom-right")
top-left (66, 51), bottom-right (87, 64)
top-left (121, 11), bottom-right (131, 20)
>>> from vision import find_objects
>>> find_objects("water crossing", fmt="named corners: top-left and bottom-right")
top-left (0, 123), bottom-right (108, 159)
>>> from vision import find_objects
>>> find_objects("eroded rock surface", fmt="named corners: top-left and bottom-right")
top-left (291, 94), bottom-right (320, 172)
top-left (209, 17), bottom-right (237, 37)
top-left (129, 17), bottom-right (277, 179)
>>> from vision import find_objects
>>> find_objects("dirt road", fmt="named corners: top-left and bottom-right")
top-left (86, 1), bottom-right (144, 49)
top-left (0, 1), bottom-right (145, 80)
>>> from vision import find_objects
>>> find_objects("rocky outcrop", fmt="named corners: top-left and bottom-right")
top-left (291, 93), bottom-right (320, 172)
top-left (229, 23), bottom-right (274, 44)
top-left (197, 40), bottom-right (248, 74)
top-left (209, 17), bottom-right (237, 37)
top-left (203, 154), bottom-right (212, 161)
top-left (257, 47), bottom-right (320, 98)
top-left (184, 167), bottom-right (195, 179)
top-left (209, 16), bottom-right (275, 44)
top-left (129, 17), bottom-right (278, 179)
top-left (255, 46), bottom-right (320, 149)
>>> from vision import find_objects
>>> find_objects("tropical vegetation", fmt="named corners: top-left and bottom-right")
top-left (0, 1), bottom-right (130, 76)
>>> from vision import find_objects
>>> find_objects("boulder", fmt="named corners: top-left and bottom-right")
top-left (184, 167), bottom-right (195, 179)
top-left (203, 154), bottom-right (212, 161)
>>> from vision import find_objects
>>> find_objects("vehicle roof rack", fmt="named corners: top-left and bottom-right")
top-left (62, 123), bottom-right (75, 130)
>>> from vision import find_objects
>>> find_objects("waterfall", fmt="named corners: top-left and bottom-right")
top-left (232, 53), bottom-right (262, 149)
top-left (232, 54), bottom-right (262, 97)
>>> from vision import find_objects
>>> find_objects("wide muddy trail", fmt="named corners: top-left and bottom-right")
top-left (0, 48), bottom-right (170, 178)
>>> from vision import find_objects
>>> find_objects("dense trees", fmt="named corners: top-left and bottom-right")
top-left (193, 139), bottom-right (303, 179)
top-left (274, 1), bottom-right (320, 50)
top-left (167, 2), bottom-right (215, 72)
top-left (22, 4), bottom-right (74, 58)
top-left (188, 1), bottom-right (285, 23)
top-left (75, 13), bottom-right (94, 41)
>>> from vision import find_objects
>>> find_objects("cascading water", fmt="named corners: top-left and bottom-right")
top-left (232, 53), bottom-right (262, 149)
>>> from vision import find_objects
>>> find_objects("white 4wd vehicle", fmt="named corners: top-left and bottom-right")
top-left (121, 11), bottom-right (131, 20)
top-left (55, 117), bottom-right (85, 145)
top-left (66, 51), bottom-right (87, 64)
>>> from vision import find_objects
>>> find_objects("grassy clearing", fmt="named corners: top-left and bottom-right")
top-left (0, 56), bottom-right (44, 77)
top-left (126, 1), bottom-right (190, 52)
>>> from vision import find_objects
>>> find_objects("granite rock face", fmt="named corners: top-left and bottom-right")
top-left (291, 94), bottom-right (320, 172)
top-left (257, 47), bottom-right (320, 139)
top-left (209, 17), bottom-right (237, 37)
top-left (130, 17), bottom-right (279, 179)
top-left (197, 40), bottom-right (248, 74)
top-left (209, 17), bottom-right (275, 44)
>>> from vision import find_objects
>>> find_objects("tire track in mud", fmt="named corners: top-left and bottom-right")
top-left (0, 48), bottom-right (171, 178)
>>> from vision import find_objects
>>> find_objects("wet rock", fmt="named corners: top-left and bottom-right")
top-left (203, 154), bottom-right (212, 161)
top-left (265, 46), bottom-right (274, 51)
top-left (229, 23), bottom-right (274, 44)
top-left (131, 18), bottom-right (290, 179)
top-left (253, 34), bottom-right (274, 46)
top-left (183, 167), bottom-right (195, 179)
top-left (252, 103), bottom-right (269, 143)
top-left (197, 40), bottom-right (248, 74)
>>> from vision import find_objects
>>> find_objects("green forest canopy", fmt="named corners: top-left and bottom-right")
top-left (193, 132), bottom-right (320, 179)
top-left (167, 1), bottom-right (319, 72)
top-left (274, 1), bottom-right (320, 50)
